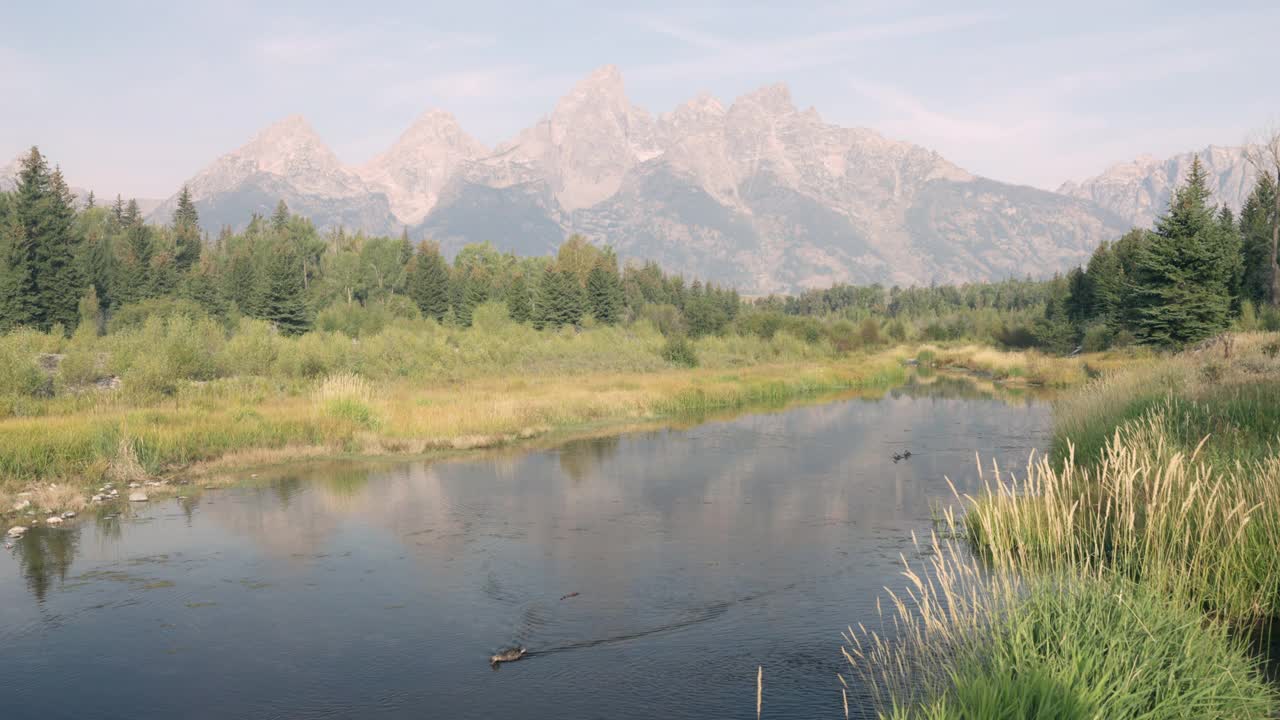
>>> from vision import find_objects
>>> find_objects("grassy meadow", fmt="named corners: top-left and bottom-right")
top-left (0, 296), bottom-right (1131, 521)
top-left (847, 332), bottom-right (1280, 719)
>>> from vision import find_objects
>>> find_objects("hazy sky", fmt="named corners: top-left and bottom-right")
top-left (2, 0), bottom-right (1275, 199)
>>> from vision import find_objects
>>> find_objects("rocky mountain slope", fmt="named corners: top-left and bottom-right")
top-left (149, 116), bottom-right (397, 235)
top-left (1059, 145), bottom-right (1258, 230)
top-left (129, 66), bottom-right (1142, 291)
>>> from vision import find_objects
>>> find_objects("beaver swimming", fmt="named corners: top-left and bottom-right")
top-left (559, 591), bottom-right (580, 601)
top-left (490, 647), bottom-right (527, 668)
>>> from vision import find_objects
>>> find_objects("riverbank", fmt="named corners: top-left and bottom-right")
top-left (849, 331), bottom-right (1280, 718)
top-left (0, 341), bottom-right (1125, 527)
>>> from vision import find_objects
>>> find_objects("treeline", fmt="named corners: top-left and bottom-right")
top-left (769, 159), bottom-right (1280, 351)
top-left (1040, 158), bottom-right (1279, 350)
top-left (4, 146), bottom-right (1276, 355)
top-left (0, 147), bottom-right (743, 341)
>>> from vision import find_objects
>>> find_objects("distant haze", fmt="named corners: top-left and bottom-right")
top-left (0, 1), bottom-right (1274, 199)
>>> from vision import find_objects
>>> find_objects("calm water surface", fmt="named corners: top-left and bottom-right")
top-left (0, 378), bottom-right (1052, 719)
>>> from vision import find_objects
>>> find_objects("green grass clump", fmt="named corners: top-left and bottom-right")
top-left (966, 406), bottom-right (1280, 623)
top-left (660, 335), bottom-right (698, 368)
top-left (1050, 332), bottom-right (1280, 466)
top-left (879, 575), bottom-right (1275, 720)
top-left (847, 539), bottom-right (1276, 720)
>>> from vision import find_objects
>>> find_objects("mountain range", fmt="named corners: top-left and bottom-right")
top-left (4, 66), bottom-right (1262, 293)
top-left (1058, 145), bottom-right (1258, 231)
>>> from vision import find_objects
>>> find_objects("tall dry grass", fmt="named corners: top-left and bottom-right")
top-left (965, 409), bottom-right (1280, 623)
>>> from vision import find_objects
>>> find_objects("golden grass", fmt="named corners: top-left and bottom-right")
top-left (0, 342), bottom-right (1101, 520)
top-left (28, 483), bottom-right (87, 513)
top-left (931, 343), bottom-right (1151, 387)
top-left (0, 349), bottom-right (930, 516)
top-left (964, 410), bottom-right (1280, 622)
top-left (106, 436), bottom-right (148, 485)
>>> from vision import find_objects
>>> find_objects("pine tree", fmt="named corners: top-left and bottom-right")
top-left (1064, 266), bottom-right (1093, 325)
top-left (83, 230), bottom-right (116, 313)
top-left (506, 272), bottom-right (532, 323)
top-left (172, 184), bottom-right (201, 272)
top-left (224, 246), bottom-right (260, 316)
top-left (586, 258), bottom-right (623, 324)
top-left (0, 204), bottom-right (37, 331)
top-left (1129, 158), bottom-right (1235, 346)
top-left (1033, 275), bottom-right (1079, 353)
top-left (1218, 205), bottom-right (1244, 311)
top-left (560, 268), bottom-right (585, 327)
top-left (7, 149), bottom-right (86, 332)
top-left (272, 200), bottom-right (290, 233)
top-left (533, 266), bottom-right (559, 330)
top-left (1241, 174), bottom-right (1277, 306)
top-left (408, 242), bottom-right (451, 321)
top-left (116, 222), bottom-right (154, 306)
top-left (1084, 241), bottom-right (1127, 328)
top-left (121, 198), bottom-right (141, 228)
top-left (85, 191), bottom-right (95, 210)
top-left (535, 266), bottom-right (584, 329)
top-left (259, 240), bottom-right (311, 335)
top-left (180, 258), bottom-right (228, 318)
top-left (111, 195), bottom-right (125, 228)
top-left (452, 270), bottom-right (476, 327)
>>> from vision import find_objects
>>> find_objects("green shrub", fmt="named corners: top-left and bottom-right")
top-left (107, 297), bottom-right (211, 334)
top-left (219, 319), bottom-right (281, 376)
top-left (995, 321), bottom-right (1038, 349)
top-left (822, 319), bottom-right (857, 353)
top-left (0, 332), bottom-right (47, 398)
top-left (315, 302), bottom-right (391, 337)
top-left (661, 336), bottom-right (699, 368)
top-left (858, 318), bottom-right (882, 346)
top-left (1080, 322), bottom-right (1113, 353)
top-left (1262, 306), bottom-right (1280, 332)
top-left (326, 398), bottom-right (379, 430)
top-left (125, 351), bottom-right (180, 397)
top-left (638, 303), bottom-right (685, 337)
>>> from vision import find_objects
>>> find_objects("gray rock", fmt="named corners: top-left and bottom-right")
top-left (129, 492), bottom-right (148, 502)
top-left (62, 511), bottom-right (76, 519)
top-left (45, 516), bottom-right (63, 525)
top-left (11, 499), bottom-right (30, 512)
top-left (6, 526), bottom-right (26, 538)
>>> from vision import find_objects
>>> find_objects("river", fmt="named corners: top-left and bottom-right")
top-left (0, 376), bottom-right (1052, 719)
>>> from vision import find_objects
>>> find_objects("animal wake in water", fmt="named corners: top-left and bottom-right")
top-left (490, 647), bottom-right (527, 668)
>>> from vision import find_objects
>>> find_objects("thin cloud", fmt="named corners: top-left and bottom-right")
top-left (629, 10), bottom-right (995, 83)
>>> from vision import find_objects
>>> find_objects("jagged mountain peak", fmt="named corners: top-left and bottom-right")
top-left (482, 63), bottom-right (662, 211)
top-left (575, 64), bottom-right (624, 93)
top-left (731, 83), bottom-right (796, 117)
top-left (665, 91), bottom-right (727, 125)
top-left (358, 109), bottom-right (489, 225)
top-left (400, 109), bottom-right (476, 139)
